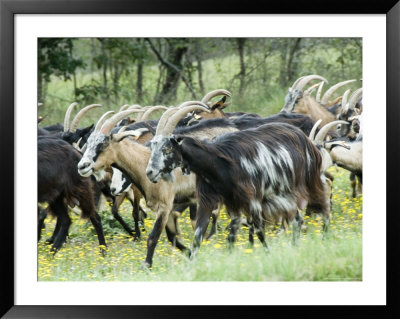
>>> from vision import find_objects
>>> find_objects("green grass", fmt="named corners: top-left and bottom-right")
top-left (38, 167), bottom-right (362, 281)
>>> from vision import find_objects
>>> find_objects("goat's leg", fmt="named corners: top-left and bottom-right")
top-left (38, 207), bottom-right (48, 242)
top-left (292, 211), bottom-right (303, 246)
top-left (322, 212), bottom-right (330, 238)
top-left (227, 215), bottom-right (241, 250)
top-left (350, 172), bottom-right (356, 198)
top-left (247, 216), bottom-right (254, 247)
top-left (252, 213), bottom-right (268, 252)
top-left (49, 198), bottom-right (71, 253)
top-left (206, 207), bottom-right (220, 240)
top-left (357, 173), bottom-right (363, 196)
top-left (111, 194), bottom-right (135, 237)
top-left (144, 209), bottom-right (169, 268)
top-left (89, 212), bottom-right (107, 256)
top-left (189, 204), bottom-right (197, 230)
top-left (126, 189), bottom-right (143, 239)
top-left (172, 203), bottom-right (189, 235)
top-left (46, 214), bottom-right (61, 245)
top-left (191, 204), bottom-right (213, 258)
top-left (165, 212), bottom-right (187, 252)
top-left (78, 192), bottom-right (107, 256)
top-left (131, 187), bottom-right (147, 229)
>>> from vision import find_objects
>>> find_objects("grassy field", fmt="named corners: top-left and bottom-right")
top-left (37, 166), bottom-right (362, 281)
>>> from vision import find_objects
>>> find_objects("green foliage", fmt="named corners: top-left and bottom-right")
top-left (38, 37), bottom-right (362, 123)
top-left (38, 38), bottom-right (84, 82)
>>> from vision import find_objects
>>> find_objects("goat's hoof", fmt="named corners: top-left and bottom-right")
top-left (49, 247), bottom-right (58, 257)
top-left (140, 262), bottom-right (152, 271)
top-left (185, 247), bottom-right (195, 260)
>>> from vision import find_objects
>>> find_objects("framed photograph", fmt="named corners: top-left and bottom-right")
top-left (1, 0), bottom-right (398, 317)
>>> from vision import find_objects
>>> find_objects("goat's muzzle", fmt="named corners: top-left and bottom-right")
top-left (146, 168), bottom-right (160, 183)
top-left (77, 161), bottom-right (93, 177)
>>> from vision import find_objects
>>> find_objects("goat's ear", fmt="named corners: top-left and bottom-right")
top-left (325, 140), bottom-right (351, 150)
top-left (112, 128), bottom-right (147, 142)
top-left (210, 96), bottom-right (227, 110)
top-left (79, 124), bottom-right (94, 136)
top-left (170, 136), bottom-right (183, 146)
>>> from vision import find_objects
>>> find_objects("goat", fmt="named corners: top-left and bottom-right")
top-left (110, 166), bottom-right (198, 236)
top-left (38, 136), bottom-right (106, 255)
top-left (78, 103), bottom-right (226, 268)
top-left (310, 119), bottom-right (362, 198)
top-left (38, 102), bottom-right (101, 150)
top-left (148, 106), bottom-right (321, 236)
top-left (335, 88), bottom-right (363, 197)
top-left (281, 75), bottom-right (357, 126)
top-left (181, 89), bottom-right (261, 125)
top-left (146, 120), bottom-right (331, 256)
top-left (39, 103), bottom-right (149, 239)
top-left (336, 88), bottom-right (363, 139)
top-left (232, 112), bottom-right (316, 136)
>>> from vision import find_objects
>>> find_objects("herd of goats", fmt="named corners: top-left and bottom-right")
top-left (38, 74), bottom-right (363, 268)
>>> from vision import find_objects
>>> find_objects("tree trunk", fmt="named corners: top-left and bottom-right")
top-left (145, 38), bottom-right (195, 104)
top-left (73, 72), bottom-right (77, 100)
top-left (286, 38), bottom-right (302, 84)
top-left (38, 74), bottom-right (43, 104)
top-left (136, 39), bottom-right (144, 104)
top-left (194, 39), bottom-right (204, 96)
top-left (160, 40), bottom-right (188, 103)
top-left (99, 39), bottom-right (109, 105)
top-left (237, 38), bottom-right (247, 94)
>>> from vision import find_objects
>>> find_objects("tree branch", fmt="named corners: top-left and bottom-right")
top-left (145, 38), bottom-right (196, 99)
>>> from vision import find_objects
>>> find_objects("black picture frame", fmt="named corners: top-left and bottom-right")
top-left (1, 0), bottom-right (399, 318)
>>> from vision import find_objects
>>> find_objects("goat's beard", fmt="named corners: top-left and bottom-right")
top-left (161, 172), bottom-right (175, 183)
top-left (93, 169), bottom-right (107, 182)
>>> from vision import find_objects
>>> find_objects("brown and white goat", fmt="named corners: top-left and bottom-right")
top-left (281, 75), bottom-right (357, 126)
top-left (78, 102), bottom-right (236, 267)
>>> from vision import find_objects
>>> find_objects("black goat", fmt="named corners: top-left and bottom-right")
top-left (146, 122), bottom-right (330, 256)
top-left (38, 136), bottom-right (106, 254)
top-left (232, 112), bottom-right (316, 135)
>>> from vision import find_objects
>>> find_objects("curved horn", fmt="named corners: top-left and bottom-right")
top-left (119, 104), bottom-right (130, 112)
top-left (347, 88), bottom-right (363, 110)
top-left (314, 120), bottom-right (349, 145)
top-left (94, 111), bottom-right (115, 133)
top-left (100, 109), bottom-right (146, 135)
top-left (201, 89), bottom-right (232, 105)
top-left (140, 105), bottom-right (168, 121)
top-left (304, 82), bottom-right (322, 96)
top-left (294, 75), bottom-right (328, 92)
top-left (128, 104), bottom-right (142, 110)
top-left (309, 119), bottom-right (322, 142)
top-left (161, 102), bottom-right (210, 136)
top-left (63, 102), bottom-right (78, 132)
top-left (135, 106), bottom-right (153, 122)
top-left (316, 81), bottom-right (325, 102)
top-left (340, 89), bottom-right (352, 114)
top-left (155, 107), bottom-right (180, 136)
top-left (290, 76), bottom-right (305, 90)
top-left (321, 79), bottom-right (356, 105)
top-left (70, 104), bottom-right (102, 132)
